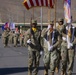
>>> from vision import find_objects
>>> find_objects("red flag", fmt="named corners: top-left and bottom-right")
top-left (23, 0), bottom-right (54, 10)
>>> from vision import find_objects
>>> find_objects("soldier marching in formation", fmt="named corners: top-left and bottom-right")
top-left (25, 20), bottom-right (43, 75)
top-left (1, 18), bottom-right (76, 75)
top-left (41, 21), bottom-right (61, 75)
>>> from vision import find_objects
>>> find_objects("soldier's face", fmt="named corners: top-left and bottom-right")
top-left (50, 24), bottom-right (54, 28)
top-left (59, 21), bottom-right (63, 25)
top-left (32, 23), bottom-right (36, 28)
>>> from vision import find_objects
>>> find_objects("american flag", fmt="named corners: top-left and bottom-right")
top-left (23, 0), bottom-right (54, 10)
top-left (64, 0), bottom-right (71, 23)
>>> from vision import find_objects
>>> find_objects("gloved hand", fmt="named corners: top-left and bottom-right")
top-left (27, 39), bottom-right (31, 44)
top-left (40, 51), bottom-right (43, 55)
top-left (70, 43), bottom-right (73, 47)
top-left (48, 45), bottom-right (53, 51)
top-left (46, 25), bottom-right (51, 31)
top-left (67, 43), bottom-right (73, 49)
top-left (62, 37), bottom-right (67, 41)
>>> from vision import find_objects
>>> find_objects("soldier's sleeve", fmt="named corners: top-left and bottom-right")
top-left (53, 30), bottom-right (62, 48)
top-left (41, 28), bottom-right (47, 37)
top-left (62, 25), bottom-right (67, 37)
top-left (72, 27), bottom-right (76, 45)
top-left (26, 29), bottom-right (31, 40)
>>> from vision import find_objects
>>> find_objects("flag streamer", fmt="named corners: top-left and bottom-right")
top-left (64, 0), bottom-right (71, 23)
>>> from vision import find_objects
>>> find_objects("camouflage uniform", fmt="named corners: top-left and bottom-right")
top-left (26, 20), bottom-right (42, 75)
top-left (2, 29), bottom-right (9, 47)
top-left (62, 23), bottom-right (76, 75)
top-left (41, 22), bottom-right (61, 75)
top-left (56, 18), bottom-right (67, 74)
top-left (23, 31), bottom-right (27, 47)
top-left (19, 33), bottom-right (24, 46)
top-left (61, 39), bottom-right (67, 75)
top-left (13, 31), bottom-right (19, 47)
top-left (41, 28), bottom-right (49, 75)
top-left (8, 30), bottom-right (13, 44)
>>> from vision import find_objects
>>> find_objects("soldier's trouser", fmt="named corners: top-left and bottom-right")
top-left (43, 50), bottom-right (58, 75)
top-left (9, 36), bottom-right (13, 44)
top-left (61, 41), bottom-right (67, 75)
top-left (24, 37), bottom-right (27, 46)
top-left (43, 52), bottom-right (50, 75)
top-left (50, 50), bottom-right (58, 73)
top-left (20, 38), bottom-right (23, 46)
top-left (44, 64), bottom-right (49, 75)
top-left (3, 37), bottom-right (8, 46)
top-left (28, 50), bottom-right (40, 75)
top-left (67, 49), bottom-right (75, 75)
top-left (14, 36), bottom-right (18, 46)
top-left (55, 49), bottom-right (61, 73)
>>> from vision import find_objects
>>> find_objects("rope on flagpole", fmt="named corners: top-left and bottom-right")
top-left (48, 0), bottom-right (51, 23)
top-left (41, 7), bottom-right (43, 30)
top-left (33, 8), bottom-right (34, 19)
top-left (54, 0), bottom-right (57, 29)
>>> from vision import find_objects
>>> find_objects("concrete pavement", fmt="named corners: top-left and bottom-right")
top-left (0, 37), bottom-right (76, 75)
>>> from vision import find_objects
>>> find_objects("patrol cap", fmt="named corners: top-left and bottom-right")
top-left (32, 20), bottom-right (37, 24)
top-left (58, 18), bottom-right (63, 22)
top-left (49, 21), bottom-right (54, 25)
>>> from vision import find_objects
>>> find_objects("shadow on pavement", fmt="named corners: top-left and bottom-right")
top-left (0, 66), bottom-right (44, 75)
top-left (0, 67), bottom-right (28, 75)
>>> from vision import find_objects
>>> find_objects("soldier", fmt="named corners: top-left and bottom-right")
top-left (26, 20), bottom-right (42, 75)
top-left (60, 35), bottom-right (67, 75)
top-left (8, 30), bottom-right (13, 44)
top-left (19, 32), bottom-right (24, 46)
top-left (62, 22), bottom-right (76, 75)
top-left (57, 18), bottom-right (64, 35)
top-left (41, 27), bottom-right (49, 75)
top-left (23, 30), bottom-right (27, 47)
top-left (13, 27), bottom-right (19, 47)
top-left (2, 28), bottom-right (10, 47)
top-left (56, 18), bottom-right (65, 73)
top-left (41, 21), bottom-right (61, 75)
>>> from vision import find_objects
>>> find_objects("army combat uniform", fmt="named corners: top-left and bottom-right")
top-left (13, 30), bottom-right (19, 47)
top-left (8, 30), bottom-right (13, 44)
top-left (19, 33), bottom-right (24, 46)
top-left (56, 18), bottom-right (67, 75)
top-left (62, 23), bottom-right (76, 75)
top-left (2, 29), bottom-right (9, 47)
top-left (23, 31), bottom-right (27, 47)
top-left (26, 20), bottom-right (42, 75)
top-left (41, 22), bottom-right (61, 75)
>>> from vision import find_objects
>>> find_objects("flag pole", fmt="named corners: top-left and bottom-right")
top-left (54, 0), bottom-right (57, 29)
top-left (48, 0), bottom-right (51, 23)
top-left (33, 8), bottom-right (34, 19)
top-left (41, 7), bottom-right (43, 30)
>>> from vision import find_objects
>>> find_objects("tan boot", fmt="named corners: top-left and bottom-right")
top-left (50, 72), bottom-right (54, 75)
top-left (28, 70), bottom-right (32, 75)
top-left (55, 67), bottom-right (59, 73)
top-left (44, 69), bottom-right (48, 75)
top-left (61, 71), bottom-right (64, 75)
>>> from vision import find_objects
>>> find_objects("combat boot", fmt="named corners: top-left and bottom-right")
top-left (44, 69), bottom-right (48, 75)
top-left (4, 44), bottom-right (6, 47)
top-left (55, 67), bottom-right (59, 73)
top-left (50, 72), bottom-right (54, 75)
top-left (28, 70), bottom-right (32, 75)
top-left (33, 72), bottom-right (37, 75)
top-left (61, 70), bottom-right (64, 75)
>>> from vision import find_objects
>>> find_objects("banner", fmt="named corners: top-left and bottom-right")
top-left (9, 22), bottom-right (15, 30)
top-left (64, 0), bottom-right (71, 23)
